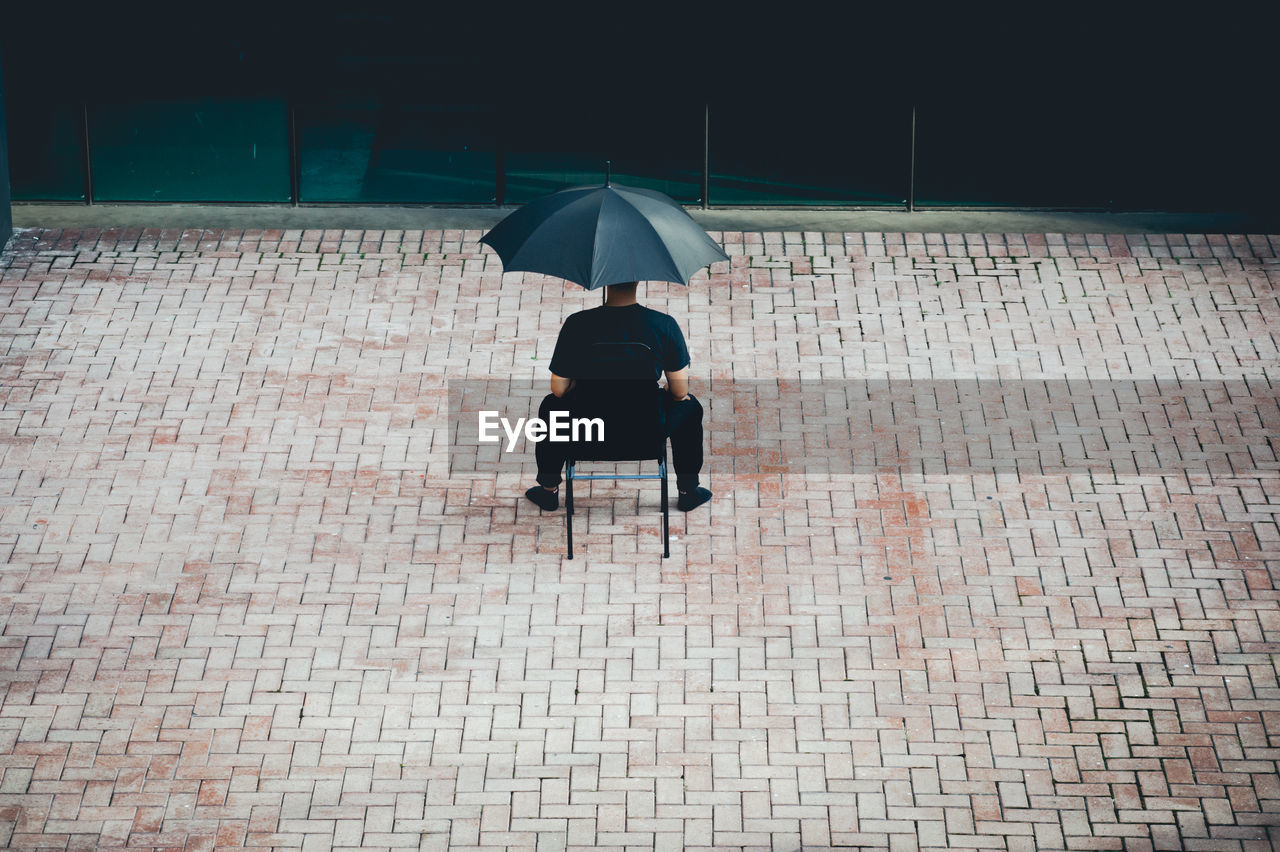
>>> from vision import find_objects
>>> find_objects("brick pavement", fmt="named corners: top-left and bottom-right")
top-left (0, 226), bottom-right (1278, 850)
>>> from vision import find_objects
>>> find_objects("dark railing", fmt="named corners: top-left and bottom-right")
top-left (4, 96), bottom-right (1270, 215)
top-left (2, 4), bottom-right (1274, 216)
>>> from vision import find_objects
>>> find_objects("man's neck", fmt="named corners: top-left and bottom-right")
top-left (603, 287), bottom-right (638, 307)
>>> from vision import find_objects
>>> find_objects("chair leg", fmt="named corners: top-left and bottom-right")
top-left (566, 463), bottom-right (575, 519)
top-left (661, 463), bottom-right (669, 559)
top-left (565, 463), bottom-right (574, 560)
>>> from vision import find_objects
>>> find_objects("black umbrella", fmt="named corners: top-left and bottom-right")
top-left (479, 171), bottom-right (728, 291)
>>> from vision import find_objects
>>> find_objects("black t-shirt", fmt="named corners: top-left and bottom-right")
top-left (549, 304), bottom-right (690, 383)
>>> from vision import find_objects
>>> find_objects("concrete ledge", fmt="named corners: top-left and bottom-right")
top-left (11, 203), bottom-right (1278, 235)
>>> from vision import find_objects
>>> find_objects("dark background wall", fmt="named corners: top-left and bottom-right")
top-left (1, 2), bottom-right (1275, 214)
top-left (0, 50), bottom-right (11, 251)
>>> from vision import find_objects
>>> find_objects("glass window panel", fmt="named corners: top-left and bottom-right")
top-left (2, 2), bottom-right (90, 205)
top-left (913, 104), bottom-right (1113, 207)
top-left (0, 68), bottom-right (8, 233)
top-left (503, 103), bottom-right (702, 204)
top-left (298, 101), bottom-right (495, 203)
top-left (89, 98), bottom-right (289, 202)
top-left (1108, 94), bottom-right (1269, 213)
top-left (4, 100), bottom-right (85, 201)
top-left (709, 102), bottom-right (910, 206)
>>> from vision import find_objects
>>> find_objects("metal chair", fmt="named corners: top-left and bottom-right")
top-left (563, 342), bottom-right (669, 559)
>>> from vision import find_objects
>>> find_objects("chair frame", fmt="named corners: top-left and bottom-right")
top-left (561, 341), bottom-right (671, 560)
top-left (565, 450), bottom-right (669, 559)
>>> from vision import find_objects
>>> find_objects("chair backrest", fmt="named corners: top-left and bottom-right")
top-left (566, 342), bottom-right (666, 462)
top-left (570, 341), bottom-right (663, 382)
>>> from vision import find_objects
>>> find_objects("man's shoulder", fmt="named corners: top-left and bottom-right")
top-left (639, 305), bottom-right (683, 334)
top-left (558, 308), bottom-right (594, 330)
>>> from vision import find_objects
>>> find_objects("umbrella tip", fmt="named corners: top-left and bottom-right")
top-left (605, 160), bottom-right (611, 187)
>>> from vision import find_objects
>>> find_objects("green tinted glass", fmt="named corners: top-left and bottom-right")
top-left (298, 102), bottom-right (496, 203)
top-left (503, 103), bottom-right (701, 204)
top-left (709, 104), bottom-right (910, 206)
top-left (89, 98), bottom-right (289, 202)
top-left (504, 154), bottom-right (700, 205)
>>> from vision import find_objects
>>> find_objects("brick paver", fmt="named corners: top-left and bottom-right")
top-left (1, 226), bottom-right (1278, 850)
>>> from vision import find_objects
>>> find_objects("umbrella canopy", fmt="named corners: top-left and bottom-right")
top-left (479, 182), bottom-right (729, 290)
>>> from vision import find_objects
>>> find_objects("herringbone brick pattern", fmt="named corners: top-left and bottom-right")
top-left (0, 226), bottom-right (1278, 850)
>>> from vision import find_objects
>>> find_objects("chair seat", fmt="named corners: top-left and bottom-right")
top-left (568, 447), bottom-right (666, 463)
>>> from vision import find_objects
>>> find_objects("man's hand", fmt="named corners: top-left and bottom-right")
top-left (550, 373), bottom-right (574, 398)
top-left (664, 367), bottom-right (690, 401)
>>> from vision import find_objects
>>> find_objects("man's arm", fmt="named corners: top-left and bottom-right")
top-left (550, 374), bottom-right (574, 398)
top-left (548, 313), bottom-right (578, 398)
top-left (662, 315), bottom-right (692, 401)
top-left (664, 368), bottom-right (689, 401)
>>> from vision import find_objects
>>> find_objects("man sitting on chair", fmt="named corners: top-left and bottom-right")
top-left (524, 281), bottom-right (713, 513)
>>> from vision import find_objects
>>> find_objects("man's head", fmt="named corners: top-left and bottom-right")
top-left (603, 281), bottom-right (639, 305)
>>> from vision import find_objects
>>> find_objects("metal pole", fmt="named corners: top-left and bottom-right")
top-left (907, 104), bottom-right (917, 212)
top-left (81, 102), bottom-right (94, 205)
top-left (702, 103), bottom-right (710, 209)
top-left (495, 111), bottom-right (506, 206)
top-left (604, 159), bottom-right (611, 304)
top-left (288, 100), bottom-right (300, 207)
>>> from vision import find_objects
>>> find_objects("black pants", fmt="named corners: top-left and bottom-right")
top-left (534, 389), bottom-right (704, 491)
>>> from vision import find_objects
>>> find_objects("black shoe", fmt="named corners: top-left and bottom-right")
top-left (525, 486), bottom-right (559, 511)
top-left (677, 487), bottom-right (712, 512)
